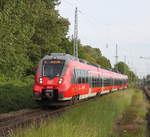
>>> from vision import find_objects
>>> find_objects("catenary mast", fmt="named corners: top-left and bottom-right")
top-left (73, 7), bottom-right (78, 58)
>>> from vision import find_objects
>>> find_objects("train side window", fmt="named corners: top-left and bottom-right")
top-left (89, 75), bottom-right (91, 86)
top-left (112, 79), bottom-right (114, 86)
top-left (107, 78), bottom-right (109, 86)
top-left (78, 69), bottom-right (81, 84)
top-left (85, 70), bottom-right (87, 83)
top-left (99, 77), bottom-right (102, 87)
top-left (92, 76), bottom-right (94, 88)
top-left (95, 77), bottom-right (97, 87)
top-left (81, 70), bottom-right (85, 84)
top-left (86, 71), bottom-right (88, 83)
top-left (72, 69), bottom-right (76, 83)
top-left (109, 79), bottom-right (112, 86)
top-left (115, 79), bottom-right (117, 85)
top-left (95, 77), bottom-right (97, 88)
top-left (94, 77), bottom-right (96, 88)
top-left (103, 78), bottom-right (106, 87)
top-left (105, 78), bottom-right (110, 86)
top-left (76, 69), bottom-right (79, 84)
top-left (96, 77), bottom-right (99, 87)
top-left (110, 79), bottom-right (113, 86)
top-left (93, 77), bottom-right (95, 88)
top-left (97, 77), bottom-right (99, 87)
top-left (105, 78), bottom-right (108, 87)
top-left (79, 70), bottom-right (82, 84)
top-left (74, 69), bottom-right (77, 83)
top-left (82, 70), bottom-right (85, 84)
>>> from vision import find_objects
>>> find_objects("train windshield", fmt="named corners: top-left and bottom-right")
top-left (43, 60), bottom-right (65, 79)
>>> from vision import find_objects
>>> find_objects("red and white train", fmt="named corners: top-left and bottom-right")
top-left (33, 53), bottom-right (128, 105)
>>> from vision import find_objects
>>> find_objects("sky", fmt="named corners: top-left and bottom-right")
top-left (58, 0), bottom-right (150, 78)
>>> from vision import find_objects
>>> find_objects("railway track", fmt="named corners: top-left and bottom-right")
top-left (0, 89), bottom-right (125, 137)
top-left (143, 85), bottom-right (150, 100)
top-left (0, 106), bottom-right (71, 137)
top-left (0, 97), bottom-right (95, 137)
top-left (142, 85), bottom-right (150, 137)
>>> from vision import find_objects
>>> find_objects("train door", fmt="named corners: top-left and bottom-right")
top-left (72, 68), bottom-right (78, 96)
top-left (88, 71), bottom-right (93, 97)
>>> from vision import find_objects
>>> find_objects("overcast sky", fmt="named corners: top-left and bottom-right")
top-left (58, 0), bottom-right (150, 78)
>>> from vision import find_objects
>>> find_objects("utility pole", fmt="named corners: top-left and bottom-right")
top-left (124, 56), bottom-right (126, 74)
top-left (124, 56), bottom-right (126, 64)
top-left (115, 44), bottom-right (118, 71)
top-left (73, 7), bottom-right (78, 58)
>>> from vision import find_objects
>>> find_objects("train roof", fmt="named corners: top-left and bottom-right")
top-left (42, 53), bottom-right (128, 79)
top-left (43, 53), bottom-right (101, 67)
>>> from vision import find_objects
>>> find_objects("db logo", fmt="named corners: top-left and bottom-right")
top-left (47, 81), bottom-right (53, 84)
top-left (82, 86), bottom-right (85, 89)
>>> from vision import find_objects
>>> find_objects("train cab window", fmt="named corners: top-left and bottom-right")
top-left (43, 60), bottom-right (65, 79)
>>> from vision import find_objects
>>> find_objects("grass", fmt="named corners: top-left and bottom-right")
top-left (113, 89), bottom-right (147, 137)
top-left (13, 88), bottom-right (146, 137)
top-left (0, 76), bottom-right (37, 113)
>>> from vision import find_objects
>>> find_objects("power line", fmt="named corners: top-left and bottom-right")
top-left (63, 0), bottom-right (74, 7)
top-left (63, 0), bottom-right (99, 25)
top-left (139, 56), bottom-right (150, 60)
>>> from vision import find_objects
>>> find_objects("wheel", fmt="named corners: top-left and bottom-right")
top-left (71, 95), bottom-right (79, 105)
top-left (96, 92), bottom-right (101, 97)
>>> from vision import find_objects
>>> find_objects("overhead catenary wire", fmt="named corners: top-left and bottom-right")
top-left (63, 0), bottom-right (100, 26)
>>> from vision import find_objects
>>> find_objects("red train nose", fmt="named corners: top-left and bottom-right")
top-left (42, 76), bottom-right (60, 86)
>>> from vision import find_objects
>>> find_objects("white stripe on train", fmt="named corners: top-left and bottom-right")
top-left (59, 87), bottom-right (127, 101)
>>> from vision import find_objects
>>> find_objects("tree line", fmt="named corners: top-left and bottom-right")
top-left (0, 0), bottom-right (137, 82)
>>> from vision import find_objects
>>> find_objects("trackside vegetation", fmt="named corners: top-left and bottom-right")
top-left (113, 89), bottom-right (147, 137)
top-left (13, 89), bottom-right (147, 137)
top-left (0, 76), bottom-right (37, 113)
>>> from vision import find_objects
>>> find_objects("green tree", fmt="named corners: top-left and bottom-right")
top-left (78, 45), bottom-right (112, 69)
top-left (114, 62), bottom-right (129, 74)
top-left (0, 0), bottom-right (113, 79)
top-left (114, 62), bottom-right (137, 83)
top-left (0, 0), bottom-right (69, 77)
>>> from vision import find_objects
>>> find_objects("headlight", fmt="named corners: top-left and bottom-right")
top-left (58, 78), bottom-right (63, 84)
top-left (39, 78), bottom-right (43, 84)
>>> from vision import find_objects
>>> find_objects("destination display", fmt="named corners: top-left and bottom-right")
top-left (43, 60), bottom-right (64, 64)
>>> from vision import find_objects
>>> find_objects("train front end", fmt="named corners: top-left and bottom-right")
top-left (33, 54), bottom-right (71, 105)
